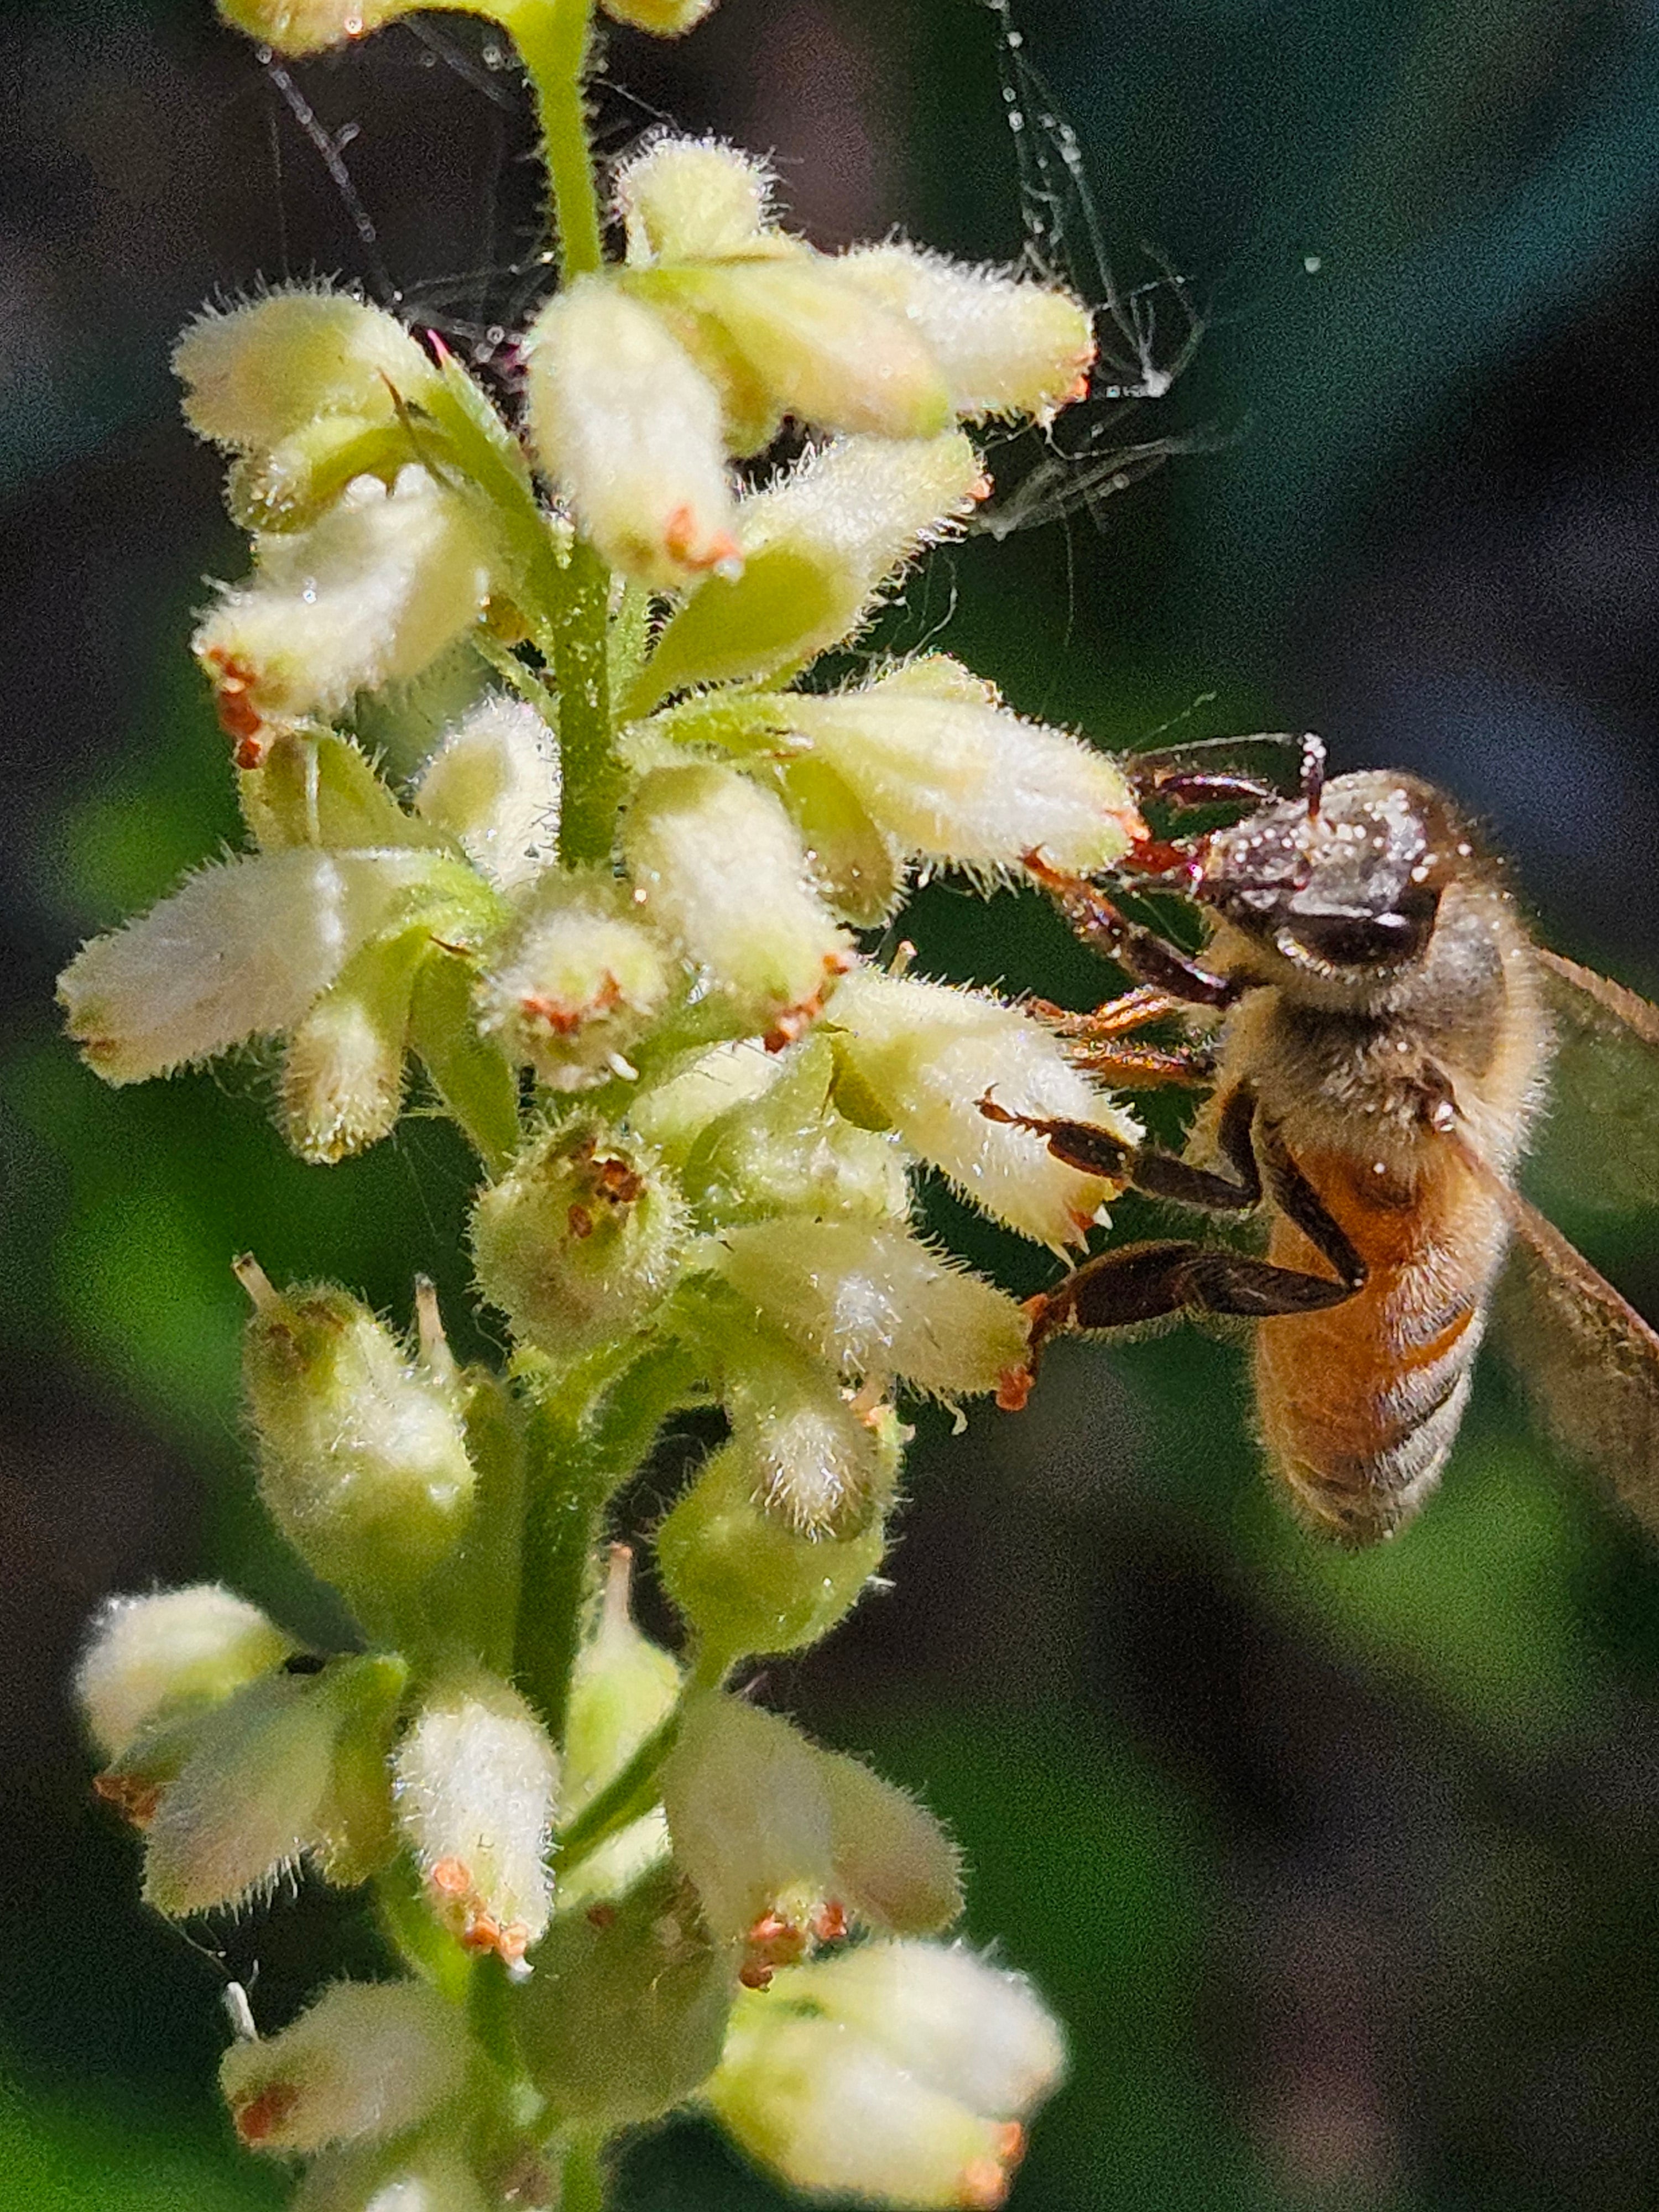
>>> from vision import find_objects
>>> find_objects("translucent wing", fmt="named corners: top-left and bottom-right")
top-left (1529, 948), bottom-right (1659, 1210)
top-left (1491, 1185), bottom-right (1659, 1534)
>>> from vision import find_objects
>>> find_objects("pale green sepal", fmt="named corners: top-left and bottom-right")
top-left (624, 543), bottom-right (851, 713)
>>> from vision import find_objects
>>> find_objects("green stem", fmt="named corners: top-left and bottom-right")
top-left (549, 536), bottom-right (620, 867)
top-left (495, 0), bottom-right (604, 285)
top-left (514, 1400), bottom-right (613, 1747)
top-left (558, 2132), bottom-right (608, 2212)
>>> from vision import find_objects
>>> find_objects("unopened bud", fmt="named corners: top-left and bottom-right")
top-left (393, 1668), bottom-right (557, 1965)
top-left (656, 1433), bottom-right (888, 1666)
top-left (782, 659), bottom-right (1140, 875)
top-left (514, 1864), bottom-right (733, 2125)
top-left (723, 1333), bottom-right (901, 1535)
top-left (76, 1585), bottom-right (293, 1762)
top-left (830, 967), bottom-right (1140, 1245)
top-left (474, 872), bottom-right (670, 1092)
top-left (413, 696), bottom-right (560, 892)
top-left (676, 1035), bottom-right (909, 1229)
top-left (220, 1979), bottom-right (465, 2153)
top-left (715, 1219), bottom-right (1029, 1397)
top-left (618, 137), bottom-right (776, 265)
top-left (241, 1271), bottom-right (477, 1629)
top-left (279, 926), bottom-right (427, 1165)
top-left (142, 1653), bottom-right (405, 1916)
top-left (59, 848), bottom-right (450, 1087)
top-left (598, 0), bottom-right (718, 34)
top-left (194, 465), bottom-right (495, 738)
top-left (215, 0), bottom-right (412, 54)
top-left (836, 245), bottom-right (1096, 423)
top-left (639, 432), bottom-right (985, 703)
top-left (471, 1123), bottom-right (686, 1362)
top-left (816, 1750), bottom-right (962, 1937)
top-left (635, 261), bottom-right (952, 441)
top-left (174, 288), bottom-right (437, 453)
top-left (524, 280), bottom-right (737, 589)
top-left (623, 764), bottom-right (850, 1043)
top-left (708, 1943), bottom-right (1063, 2209)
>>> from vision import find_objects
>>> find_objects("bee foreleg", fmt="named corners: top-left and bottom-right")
top-left (1021, 857), bottom-right (1242, 1009)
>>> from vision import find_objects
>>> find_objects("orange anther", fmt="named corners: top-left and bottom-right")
top-left (811, 1898), bottom-right (849, 1944)
top-left (232, 2083), bottom-right (299, 2146)
top-left (429, 1855), bottom-right (472, 1898)
top-left (567, 1202), bottom-right (594, 1240)
top-left (995, 1364), bottom-right (1034, 1413)
top-left (586, 1903), bottom-right (618, 1930)
top-left (957, 2156), bottom-right (1011, 2209)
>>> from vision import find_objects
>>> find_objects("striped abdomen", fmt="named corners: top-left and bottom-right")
top-left (1254, 1144), bottom-right (1512, 1544)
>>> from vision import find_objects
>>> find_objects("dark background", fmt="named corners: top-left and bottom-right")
top-left (6, 1), bottom-right (1659, 2205)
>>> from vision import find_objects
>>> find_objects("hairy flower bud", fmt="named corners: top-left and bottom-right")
top-left (656, 1434), bottom-right (889, 1668)
top-left (781, 658), bottom-right (1141, 875)
top-left (714, 1219), bottom-right (1029, 1398)
top-left (662, 1693), bottom-right (959, 1961)
top-left (830, 967), bottom-right (1140, 1245)
top-left (142, 1654), bottom-right (405, 1916)
top-left (194, 466), bottom-right (496, 740)
top-left (707, 1943), bottom-right (1063, 2209)
top-left (515, 1864), bottom-right (733, 2125)
top-left (721, 1333), bottom-right (902, 1535)
top-left (836, 245), bottom-right (1095, 422)
top-left (524, 281), bottom-right (738, 589)
top-left (676, 1035), bottom-right (909, 1229)
top-left (214, 0), bottom-right (414, 56)
top-left (635, 262), bottom-right (953, 441)
top-left (393, 1668), bottom-right (558, 1966)
top-left (474, 872), bottom-right (670, 1091)
top-left (220, 1979), bottom-right (466, 2152)
top-left (76, 1585), bottom-right (293, 1762)
top-left (241, 1270), bottom-right (477, 1631)
top-left (638, 432), bottom-right (985, 705)
top-left (618, 137), bottom-right (775, 264)
top-left (471, 1123), bottom-right (686, 1361)
top-left (175, 288), bottom-right (438, 453)
top-left (413, 696), bottom-right (560, 892)
top-left (59, 848), bottom-right (453, 1087)
top-left (623, 765), bottom-right (850, 1043)
top-left (279, 926), bottom-right (427, 1165)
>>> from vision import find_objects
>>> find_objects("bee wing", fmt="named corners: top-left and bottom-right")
top-left (1491, 1184), bottom-right (1659, 1532)
top-left (1531, 948), bottom-right (1659, 1209)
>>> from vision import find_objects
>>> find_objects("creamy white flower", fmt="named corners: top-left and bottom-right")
top-left (75, 1585), bottom-right (291, 1761)
top-left (220, 1980), bottom-right (466, 2152)
top-left (393, 1670), bottom-right (558, 1966)
top-left (414, 696), bottom-right (560, 891)
top-left (59, 847), bottom-right (448, 1085)
top-left (525, 280), bottom-right (738, 589)
top-left (831, 966), bottom-right (1141, 1246)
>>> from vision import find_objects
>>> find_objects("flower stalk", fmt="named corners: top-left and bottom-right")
top-left (62, 1), bottom-right (1122, 2203)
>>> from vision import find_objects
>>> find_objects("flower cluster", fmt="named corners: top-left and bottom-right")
top-left (64, 9), bottom-right (1140, 2205)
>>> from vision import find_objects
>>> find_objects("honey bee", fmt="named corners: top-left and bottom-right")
top-left (985, 738), bottom-right (1659, 1546)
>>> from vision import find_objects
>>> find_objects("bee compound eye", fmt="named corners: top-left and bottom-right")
top-left (1281, 904), bottom-right (1436, 969)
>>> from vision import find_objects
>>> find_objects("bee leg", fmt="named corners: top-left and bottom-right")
top-left (1021, 857), bottom-right (1242, 1009)
top-left (1032, 987), bottom-right (1219, 1088)
top-left (1003, 1087), bottom-right (1368, 1361)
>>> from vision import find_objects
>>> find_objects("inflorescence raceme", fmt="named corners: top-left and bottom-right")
top-left (63, 8), bottom-right (1141, 2204)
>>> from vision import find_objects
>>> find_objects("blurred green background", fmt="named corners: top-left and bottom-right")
top-left (7, 0), bottom-right (1659, 2204)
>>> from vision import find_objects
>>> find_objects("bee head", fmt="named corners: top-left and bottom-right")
top-left (1197, 771), bottom-right (1466, 986)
